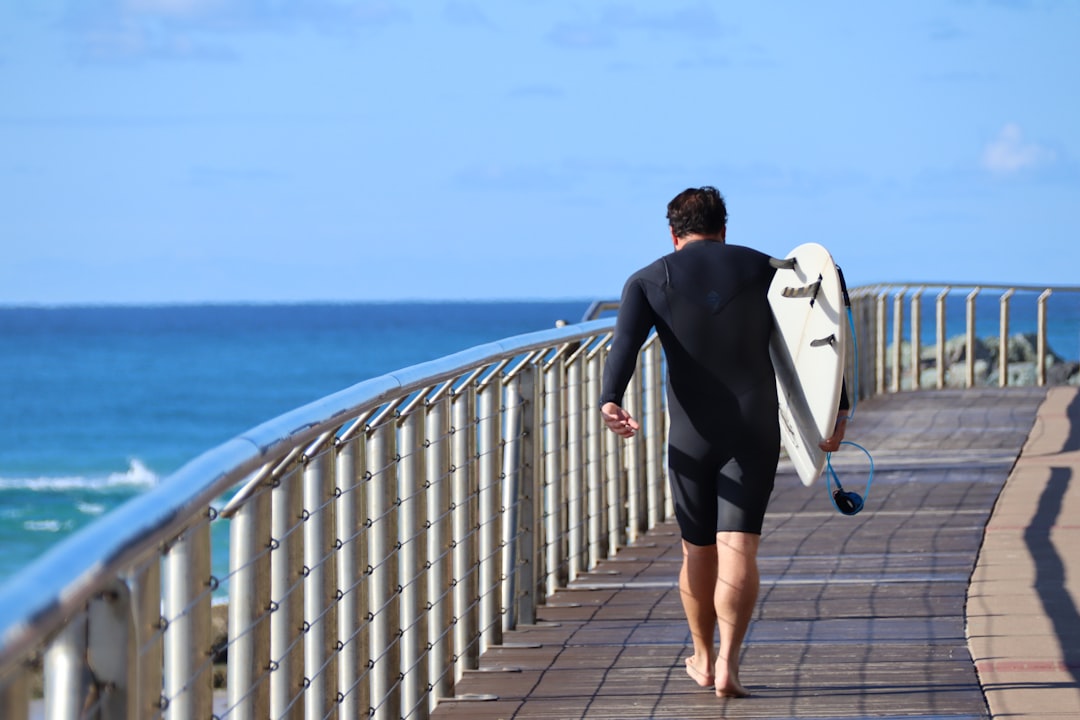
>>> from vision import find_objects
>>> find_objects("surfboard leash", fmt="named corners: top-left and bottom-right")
top-left (827, 266), bottom-right (875, 516)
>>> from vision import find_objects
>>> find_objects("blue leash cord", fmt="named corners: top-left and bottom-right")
top-left (825, 289), bottom-right (876, 516)
top-left (826, 441), bottom-right (875, 515)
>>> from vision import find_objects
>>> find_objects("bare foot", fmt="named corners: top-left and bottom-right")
top-left (714, 668), bottom-right (750, 698)
top-left (684, 657), bottom-right (714, 688)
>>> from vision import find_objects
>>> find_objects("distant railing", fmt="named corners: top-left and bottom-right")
top-left (848, 283), bottom-right (1080, 395)
top-left (0, 318), bottom-right (671, 720)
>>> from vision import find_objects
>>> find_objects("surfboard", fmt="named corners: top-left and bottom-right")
top-left (768, 243), bottom-right (847, 487)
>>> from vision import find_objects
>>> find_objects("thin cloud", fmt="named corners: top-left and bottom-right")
top-left (981, 123), bottom-right (1055, 175)
top-left (443, 1), bottom-right (491, 27)
top-left (73, 22), bottom-right (237, 64)
top-left (546, 3), bottom-right (723, 50)
top-left (62, 0), bottom-right (411, 63)
top-left (601, 3), bottom-right (723, 37)
top-left (453, 163), bottom-right (571, 192)
top-left (124, 0), bottom-right (230, 19)
top-left (546, 22), bottom-right (616, 50)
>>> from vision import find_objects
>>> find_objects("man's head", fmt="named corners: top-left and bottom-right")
top-left (666, 186), bottom-right (727, 240)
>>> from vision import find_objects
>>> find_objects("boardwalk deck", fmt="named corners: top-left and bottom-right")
top-left (430, 388), bottom-right (1052, 719)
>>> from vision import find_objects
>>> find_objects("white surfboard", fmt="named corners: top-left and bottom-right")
top-left (768, 243), bottom-right (846, 486)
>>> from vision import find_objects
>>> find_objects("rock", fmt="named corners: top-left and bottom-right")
top-left (885, 333), bottom-right (1073, 388)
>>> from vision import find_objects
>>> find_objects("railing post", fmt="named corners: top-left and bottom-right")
top-left (86, 578), bottom-right (133, 719)
top-left (425, 392), bottom-right (453, 706)
top-left (936, 287), bottom-right (950, 389)
top-left (44, 612), bottom-right (88, 719)
top-left (1037, 289), bottom-right (1052, 386)
top-left (542, 359), bottom-right (565, 596)
top-left (451, 384), bottom-right (479, 682)
top-left (891, 289), bottom-right (905, 393)
top-left (228, 479), bottom-right (272, 720)
top-left (876, 292), bottom-right (888, 395)
top-left (367, 420), bottom-right (400, 720)
top-left (624, 366), bottom-right (646, 540)
top-left (910, 288), bottom-right (924, 390)
top-left (302, 449), bottom-right (337, 719)
top-left (966, 288), bottom-right (980, 388)
top-left (999, 289), bottom-right (1015, 387)
top-left (270, 465), bottom-right (304, 720)
top-left (0, 665), bottom-right (28, 720)
top-left (604, 336), bottom-right (630, 552)
top-left (477, 373), bottom-right (503, 655)
top-left (501, 373), bottom-right (524, 632)
top-left (507, 364), bottom-right (539, 628)
top-left (127, 557), bottom-right (163, 718)
top-left (643, 338), bottom-right (665, 527)
top-left (398, 404), bottom-right (429, 720)
top-left (163, 517), bottom-right (213, 720)
top-left (586, 344), bottom-right (606, 566)
top-left (335, 435), bottom-right (368, 718)
top-left (565, 351), bottom-right (585, 581)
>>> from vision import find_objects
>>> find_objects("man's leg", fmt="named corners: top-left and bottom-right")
top-left (713, 530), bottom-right (760, 697)
top-left (679, 540), bottom-right (718, 687)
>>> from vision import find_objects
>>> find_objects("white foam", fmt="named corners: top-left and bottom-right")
top-left (23, 519), bottom-right (72, 533)
top-left (76, 502), bottom-right (107, 515)
top-left (0, 459), bottom-right (160, 492)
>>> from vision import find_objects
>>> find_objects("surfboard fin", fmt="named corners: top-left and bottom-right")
top-left (780, 279), bottom-right (821, 300)
top-left (769, 257), bottom-right (797, 270)
top-left (810, 334), bottom-right (837, 347)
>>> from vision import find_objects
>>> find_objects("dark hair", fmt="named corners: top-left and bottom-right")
top-left (666, 186), bottom-right (727, 238)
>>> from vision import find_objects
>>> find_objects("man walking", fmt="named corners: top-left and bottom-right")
top-left (600, 186), bottom-right (846, 697)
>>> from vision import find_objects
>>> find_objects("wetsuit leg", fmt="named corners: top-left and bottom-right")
top-left (666, 392), bottom-right (779, 543)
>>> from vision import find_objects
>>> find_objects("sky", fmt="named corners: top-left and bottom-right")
top-left (1, 0), bottom-right (1077, 305)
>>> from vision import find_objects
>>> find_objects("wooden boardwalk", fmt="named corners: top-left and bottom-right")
top-left (430, 387), bottom-right (1050, 720)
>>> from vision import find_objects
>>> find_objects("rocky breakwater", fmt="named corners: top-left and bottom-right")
top-left (886, 332), bottom-right (1080, 390)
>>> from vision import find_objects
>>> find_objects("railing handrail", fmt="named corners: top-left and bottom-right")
top-left (0, 317), bottom-right (615, 678)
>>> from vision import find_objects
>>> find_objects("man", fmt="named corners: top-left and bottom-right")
top-left (600, 187), bottom-right (846, 698)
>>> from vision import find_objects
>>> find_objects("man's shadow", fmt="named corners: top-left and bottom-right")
top-left (1024, 390), bottom-right (1080, 680)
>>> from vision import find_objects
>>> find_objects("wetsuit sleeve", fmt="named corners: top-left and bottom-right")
top-left (600, 276), bottom-right (654, 407)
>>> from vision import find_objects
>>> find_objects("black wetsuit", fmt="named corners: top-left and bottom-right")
top-left (600, 241), bottom-right (780, 543)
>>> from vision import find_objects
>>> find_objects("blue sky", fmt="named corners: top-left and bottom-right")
top-left (1, 0), bottom-right (1076, 304)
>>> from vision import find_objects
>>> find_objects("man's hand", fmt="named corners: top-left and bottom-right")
top-left (601, 402), bottom-right (640, 438)
top-left (819, 413), bottom-right (848, 453)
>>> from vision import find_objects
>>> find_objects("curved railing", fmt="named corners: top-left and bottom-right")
top-left (0, 317), bottom-right (670, 720)
top-left (1, 282), bottom-right (1077, 719)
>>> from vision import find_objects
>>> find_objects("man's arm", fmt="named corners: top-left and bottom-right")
top-left (599, 275), bottom-right (653, 436)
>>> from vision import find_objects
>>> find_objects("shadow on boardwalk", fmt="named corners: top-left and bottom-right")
top-left (431, 388), bottom-right (1052, 720)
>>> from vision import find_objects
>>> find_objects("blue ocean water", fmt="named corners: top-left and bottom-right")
top-left (0, 302), bottom-right (589, 584)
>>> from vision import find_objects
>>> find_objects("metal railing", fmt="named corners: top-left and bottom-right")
top-left (0, 317), bottom-right (670, 719)
top-left (1, 281), bottom-right (1077, 719)
top-left (848, 283), bottom-right (1080, 396)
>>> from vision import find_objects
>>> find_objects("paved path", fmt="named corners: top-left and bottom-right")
top-left (969, 386), bottom-right (1080, 718)
top-left (430, 387), bottom-right (1080, 719)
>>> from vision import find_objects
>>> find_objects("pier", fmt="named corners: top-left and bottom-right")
top-left (430, 387), bottom-right (1080, 719)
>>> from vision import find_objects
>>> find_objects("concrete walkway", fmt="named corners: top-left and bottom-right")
top-left (430, 387), bottom-right (1080, 719)
top-left (969, 385), bottom-right (1080, 718)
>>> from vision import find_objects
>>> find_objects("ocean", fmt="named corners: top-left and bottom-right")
top-left (0, 301), bottom-right (591, 585)
top-left (1, 294), bottom-right (1078, 587)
